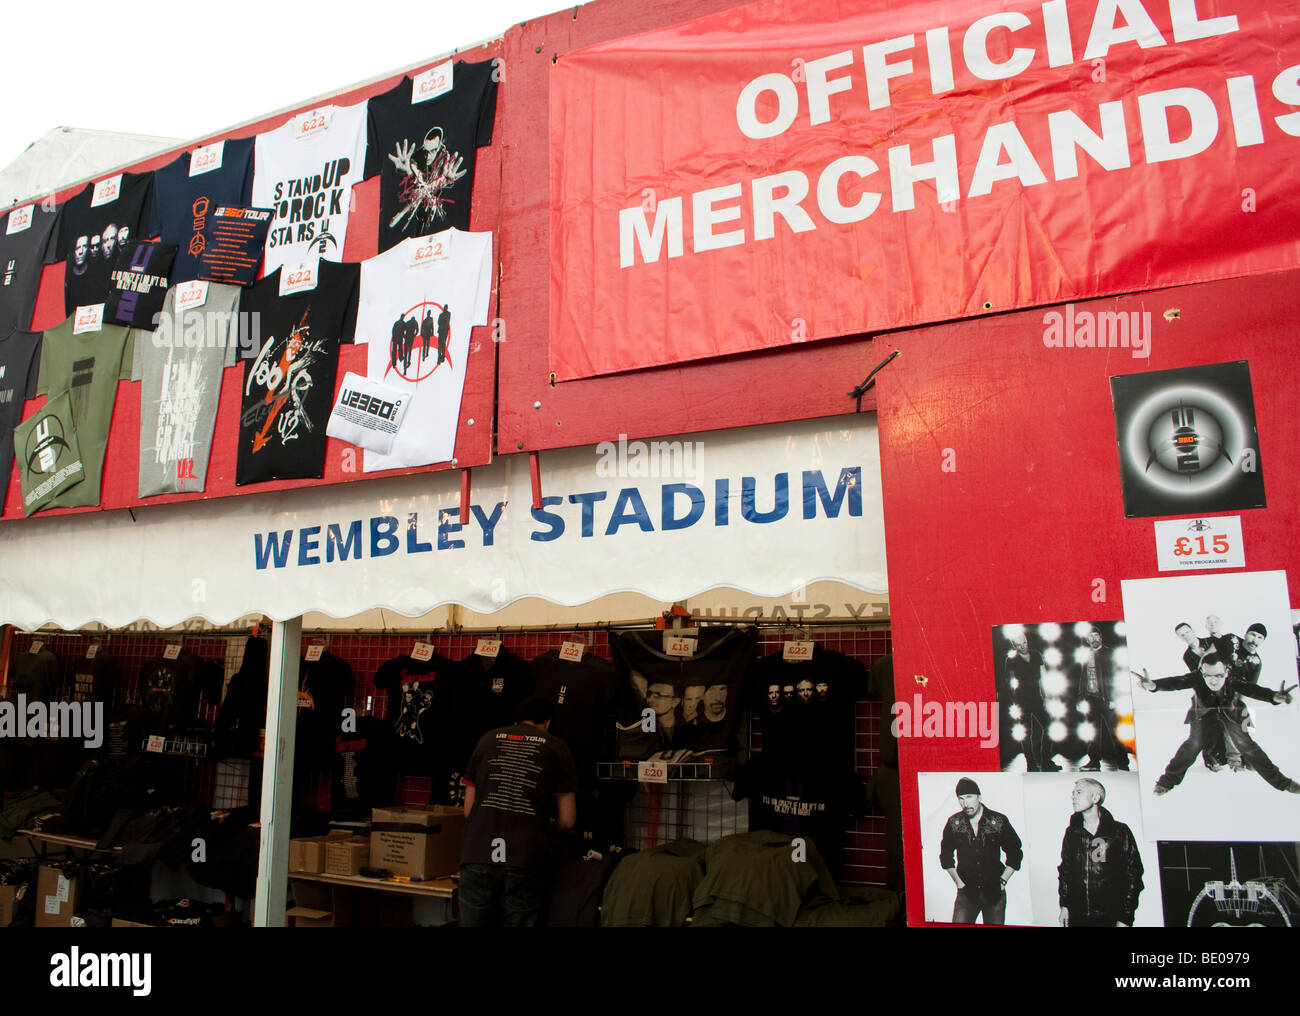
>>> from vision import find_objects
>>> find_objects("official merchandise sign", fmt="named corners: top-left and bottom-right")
top-left (549, 0), bottom-right (1300, 379)
top-left (0, 416), bottom-right (886, 630)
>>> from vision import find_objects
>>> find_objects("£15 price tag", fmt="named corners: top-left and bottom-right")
top-left (91, 174), bottom-right (122, 207)
top-left (412, 60), bottom-right (453, 103)
top-left (163, 643), bottom-right (182, 660)
top-left (783, 640), bottom-right (815, 662)
top-left (637, 761), bottom-right (669, 784)
top-left (73, 304), bottom-right (104, 334)
top-left (663, 634), bottom-right (697, 658)
top-left (174, 280), bottom-right (209, 312)
top-left (304, 644), bottom-right (324, 662)
top-left (412, 642), bottom-right (435, 662)
top-left (1154, 516), bottom-right (1245, 572)
top-left (409, 231), bottom-right (451, 267)
top-left (29, 640), bottom-right (44, 654)
top-left (146, 735), bottom-right (166, 753)
top-left (294, 107), bottom-right (334, 141)
top-left (189, 140), bottom-right (225, 176)
top-left (279, 261), bottom-right (318, 296)
top-left (559, 641), bottom-right (585, 663)
top-left (476, 638), bottom-right (502, 658)
top-left (6, 203), bottom-right (33, 234)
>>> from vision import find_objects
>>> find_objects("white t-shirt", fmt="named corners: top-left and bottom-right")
top-left (252, 101), bottom-right (369, 276)
top-left (354, 229), bottom-right (493, 471)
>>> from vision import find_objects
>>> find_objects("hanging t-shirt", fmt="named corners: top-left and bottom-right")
top-left (0, 202), bottom-right (60, 332)
top-left (104, 241), bottom-right (176, 330)
top-left (371, 653), bottom-right (449, 776)
top-left (132, 282), bottom-right (240, 497)
top-left (332, 716), bottom-right (397, 821)
top-left (57, 172), bottom-right (155, 315)
top-left (0, 329), bottom-right (42, 505)
top-left (296, 651), bottom-right (354, 771)
top-left (150, 138), bottom-right (256, 283)
top-left (34, 318), bottom-right (135, 509)
top-left (196, 205), bottom-right (274, 286)
top-left (234, 260), bottom-right (358, 485)
top-left (252, 102), bottom-right (368, 275)
top-left (139, 652), bottom-right (207, 735)
top-left (364, 60), bottom-right (500, 252)
top-left (441, 650), bottom-right (535, 797)
top-left (13, 391), bottom-right (85, 515)
top-left (72, 657), bottom-right (118, 707)
top-left (355, 229), bottom-right (493, 471)
top-left (528, 649), bottom-right (618, 792)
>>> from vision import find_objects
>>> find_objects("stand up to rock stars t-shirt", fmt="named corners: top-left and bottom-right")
top-left (150, 138), bottom-right (255, 283)
top-left (0, 202), bottom-right (60, 333)
top-left (132, 282), bottom-right (240, 497)
top-left (253, 102), bottom-right (368, 275)
top-left (57, 172), bottom-right (154, 316)
top-left (365, 59), bottom-right (500, 253)
top-left (235, 259), bottom-right (358, 485)
top-left (0, 329), bottom-right (42, 505)
top-left (355, 229), bottom-right (493, 471)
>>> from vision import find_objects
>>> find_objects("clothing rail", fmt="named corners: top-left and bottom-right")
top-left (298, 616), bottom-right (891, 636)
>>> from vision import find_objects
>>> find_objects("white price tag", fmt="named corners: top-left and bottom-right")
top-left (174, 280), bottom-right (209, 312)
top-left (73, 304), bottom-right (104, 334)
top-left (6, 203), bottom-right (33, 234)
top-left (411, 642), bottom-right (435, 662)
top-left (279, 260), bottom-right (318, 296)
top-left (44, 896), bottom-right (60, 916)
top-left (412, 60), bottom-right (454, 103)
top-left (409, 231), bottom-right (452, 267)
top-left (55, 875), bottom-right (70, 902)
top-left (163, 643), bottom-right (182, 660)
top-left (663, 634), bottom-right (697, 658)
top-left (29, 639), bottom-right (44, 654)
top-left (146, 735), bottom-right (166, 753)
top-left (783, 640), bottom-right (815, 662)
top-left (476, 638), bottom-right (502, 658)
top-left (637, 761), bottom-right (669, 784)
top-left (189, 140), bottom-right (225, 176)
top-left (559, 641), bottom-right (585, 663)
top-left (304, 644), bottom-right (324, 662)
top-left (294, 107), bottom-right (334, 141)
top-left (86, 643), bottom-right (100, 659)
top-left (1154, 516), bottom-right (1245, 572)
top-left (90, 174), bottom-right (122, 207)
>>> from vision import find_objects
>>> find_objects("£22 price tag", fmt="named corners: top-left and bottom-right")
top-left (189, 140), bottom-right (225, 176)
top-left (410, 232), bottom-right (451, 267)
top-left (411, 642), bottom-right (435, 662)
top-left (6, 203), bottom-right (33, 234)
top-left (73, 304), bottom-right (104, 334)
top-left (279, 261), bottom-right (318, 296)
top-left (1154, 516), bottom-right (1245, 572)
top-left (304, 644), bottom-right (324, 662)
top-left (29, 640), bottom-right (44, 654)
top-left (91, 175), bottom-right (122, 207)
top-left (146, 735), bottom-right (166, 753)
top-left (559, 641), bottom-right (585, 663)
top-left (412, 60), bottom-right (453, 103)
top-left (294, 108), bottom-right (334, 141)
top-left (174, 280), bottom-right (209, 312)
top-left (163, 644), bottom-right (182, 660)
top-left (783, 640), bottom-right (815, 662)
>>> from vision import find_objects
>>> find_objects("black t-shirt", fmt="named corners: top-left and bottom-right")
top-left (150, 138), bottom-right (256, 283)
top-left (295, 650), bottom-right (354, 771)
top-left (442, 650), bottom-right (535, 789)
top-left (138, 652), bottom-right (208, 735)
top-left (610, 627), bottom-right (758, 757)
top-left (332, 715), bottom-right (397, 820)
top-left (0, 203), bottom-right (60, 332)
top-left (57, 172), bottom-right (155, 315)
top-left (460, 723), bottom-right (578, 869)
top-left (103, 240), bottom-right (176, 329)
top-left (234, 260), bottom-right (358, 485)
top-left (372, 653), bottom-right (450, 776)
top-left (71, 655), bottom-right (118, 707)
top-left (196, 205), bottom-right (274, 286)
top-left (0, 329), bottom-right (41, 504)
top-left (528, 649), bottom-right (617, 791)
top-left (365, 60), bottom-right (500, 252)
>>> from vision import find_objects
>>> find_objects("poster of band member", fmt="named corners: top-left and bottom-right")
top-left (992, 622), bottom-right (1135, 774)
top-left (1156, 841), bottom-right (1300, 928)
top-left (1021, 772), bottom-right (1162, 927)
top-left (917, 771), bottom-right (1033, 926)
top-left (1110, 361), bottom-right (1265, 518)
top-left (1122, 571), bottom-right (1300, 841)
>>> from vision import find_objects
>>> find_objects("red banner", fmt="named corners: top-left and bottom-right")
top-left (549, 0), bottom-right (1300, 379)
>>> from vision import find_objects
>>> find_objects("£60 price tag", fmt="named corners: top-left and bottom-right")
top-left (476, 638), bottom-right (502, 658)
top-left (1154, 516), bottom-right (1245, 572)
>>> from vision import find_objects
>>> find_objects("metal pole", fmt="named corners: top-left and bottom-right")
top-left (253, 616), bottom-right (301, 927)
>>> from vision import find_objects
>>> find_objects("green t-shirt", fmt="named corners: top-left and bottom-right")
top-left (13, 390), bottom-right (85, 515)
top-left (36, 317), bottom-right (134, 509)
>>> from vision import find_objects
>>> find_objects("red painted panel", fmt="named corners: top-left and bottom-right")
top-left (874, 269), bottom-right (1300, 926)
top-left (2, 40), bottom-right (504, 523)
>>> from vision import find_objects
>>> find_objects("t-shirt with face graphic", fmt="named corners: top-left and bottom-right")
top-left (0, 202), bottom-right (60, 333)
top-left (609, 627), bottom-right (758, 756)
top-left (57, 172), bottom-right (155, 315)
top-left (364, 59), bottom-right (500, 253)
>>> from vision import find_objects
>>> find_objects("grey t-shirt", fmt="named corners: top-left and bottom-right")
top-left (132, 283), bottom-right (239, 498)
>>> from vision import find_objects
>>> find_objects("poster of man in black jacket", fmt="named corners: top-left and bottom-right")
top-left (1058, 778), bottom-right (1143, 927)
top-left (938, 777), bottom-right (1023, 925)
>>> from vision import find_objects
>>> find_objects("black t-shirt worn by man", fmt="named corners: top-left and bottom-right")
top-left (150, 138), bottom-right (256, 283)
top-left (460, 723), bottom-right (578, 870)
top-left (57, 172), bottom-right (155, 315)
top-left (0, 202), bottom-right (60, 332)
top-left (365, 60), bottom-right (500, 252)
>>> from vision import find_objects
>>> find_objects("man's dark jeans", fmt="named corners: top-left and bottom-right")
top-left (458, 864), bottom-right (547, 927)
top-left (952, 886), bottom-right (1006, 925)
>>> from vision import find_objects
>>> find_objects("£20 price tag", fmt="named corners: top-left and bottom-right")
top-left (637, 761), bottom-right (668, 784)
top-left (146, 735), bottom-right (166, 753)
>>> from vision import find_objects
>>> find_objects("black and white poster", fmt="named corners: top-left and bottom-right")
top-left (1021, 772), bottom-right (1162, 927)
top-left (918, 771), bottom-right (1033, 926)
top-left (1123, 571), bottom-right (1300, 841)
top-left (1110, 361), bottom-right (1265, 518)
top-left (992, 622), bottom-right (1135, 774)
top-left (1156, 841), bottom-right (1300, 928)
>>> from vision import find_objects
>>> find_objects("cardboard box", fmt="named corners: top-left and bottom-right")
top-left (111, 918), bottom-right (155, 928)
top-left (290, 831), bottom-right (352, 873)
top-left (323, 838), bottom-right (369, 876)
top-left (370, 805), bottom-right (465, 879)
top-left (34, 866), bottom-right (79, 928)
top-left (288, 881), bottom-right (351, 927)
top-left (0, 884), bottom-right (21, 927)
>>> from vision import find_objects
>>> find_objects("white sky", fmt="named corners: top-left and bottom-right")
top-left (0, 0), bottom-right (587, 169)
